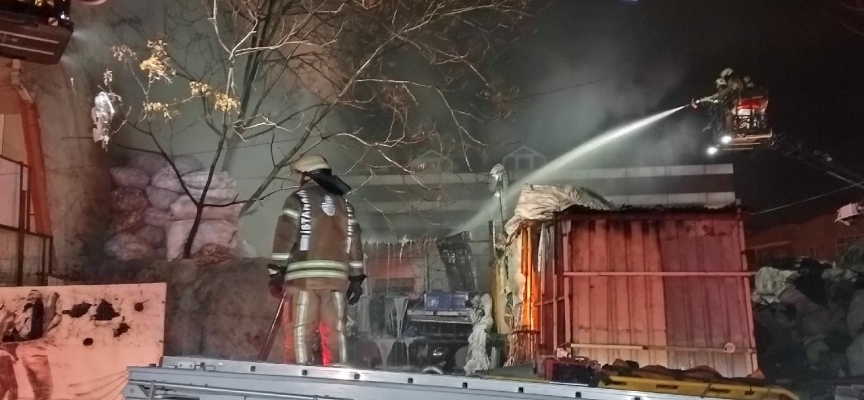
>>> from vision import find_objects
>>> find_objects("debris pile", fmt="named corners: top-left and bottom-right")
top-left (105, 153), bottom-right (241, 265)
top-left (526, 355), bottom-right (793, 400)
top-left (752, 255), bottom-right (864, 379)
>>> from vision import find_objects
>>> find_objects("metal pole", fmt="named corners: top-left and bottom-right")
top-left (488, 221), bottom-right (495, 257)
top-left (258, 293), bottom-right (286, 361)
top-left (16, 164), bottom-right (26, 286)
top-left (497, 188), bottom-right (506, 229)
top-left (40, 237), bottom-right (46, 285)
top-left (128, 380), bottom-right (352, 400)
top-left (48, 236), bottom-right (54, 280)
top-left (425, 246), bottom-right (430, 292)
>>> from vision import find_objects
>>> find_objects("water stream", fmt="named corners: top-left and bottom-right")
top-left (456, 105), bottom-right (688, 234)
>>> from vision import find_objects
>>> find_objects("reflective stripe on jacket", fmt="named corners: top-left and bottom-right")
top-left (271, 181), bottom-right (364, 282)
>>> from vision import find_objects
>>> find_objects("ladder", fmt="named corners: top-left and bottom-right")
top-left (125, 357), bottom-right (727, 400)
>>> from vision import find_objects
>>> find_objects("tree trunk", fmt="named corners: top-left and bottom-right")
top-left (183, 203), bottom-right (206, 259)
top-left (221, 137), bottom-right (242, 173)
top-left (183, 122), bottom-right (231, 258)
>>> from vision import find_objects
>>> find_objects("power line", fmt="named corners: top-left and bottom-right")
top-left (750, 184), bottom-right (858, 216)
top-left (515, 76), bottom-right (617, 101)
top-left (123, 135), bottom-right (305, 158)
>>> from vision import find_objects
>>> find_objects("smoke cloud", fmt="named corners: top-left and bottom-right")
top-left (483, 1), bottom-right (705, 170)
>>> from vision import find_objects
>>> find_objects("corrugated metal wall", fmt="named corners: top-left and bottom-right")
top-left (539, 209), bottom-right (757, 377)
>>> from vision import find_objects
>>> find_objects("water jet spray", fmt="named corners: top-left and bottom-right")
top-left (457, 105), bottom-right (688, 234)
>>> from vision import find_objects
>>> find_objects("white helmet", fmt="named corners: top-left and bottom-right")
top-left (720, 68), bottom-right (734, 78)
top-left (293, 154), bottom-right (331, 173)
top-left (715, 78), bottom-right (727, 88)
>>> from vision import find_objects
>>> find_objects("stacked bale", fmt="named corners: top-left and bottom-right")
top-left (752, 256), bottom-right (864, 380)
top-left (105, 153), bottom-right (241, 264)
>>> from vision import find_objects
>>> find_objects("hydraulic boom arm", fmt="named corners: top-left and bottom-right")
top-left (767, 134), bottom-right (864, 190)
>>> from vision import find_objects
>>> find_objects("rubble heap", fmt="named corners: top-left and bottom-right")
top-left (752, 255), bottom-right (864, 380)
top-left (104, 153), bottom-right (241, 265)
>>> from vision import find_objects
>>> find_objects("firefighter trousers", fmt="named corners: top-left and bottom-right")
top-left (282, 287), bottom-right (348, 365)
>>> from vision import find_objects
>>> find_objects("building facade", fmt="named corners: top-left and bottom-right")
top-left (747, 211), bottom-right (864, 265)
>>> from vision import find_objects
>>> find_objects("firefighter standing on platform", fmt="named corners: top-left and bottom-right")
top-left (268, 154), bottom-right (366, 366)
top-left (694, 68), bottom-right (744, 135)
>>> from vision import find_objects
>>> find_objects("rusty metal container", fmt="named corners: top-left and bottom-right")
top-left (538, 205), bottom-right (756, 377)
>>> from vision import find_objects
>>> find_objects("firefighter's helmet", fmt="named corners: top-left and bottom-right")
top-left (293, 154), bottom-right (331, 174)
top-left (715, 78), bottom-right (727, 88)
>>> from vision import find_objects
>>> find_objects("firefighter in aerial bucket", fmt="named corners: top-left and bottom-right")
top-left (692, 68), bottom-right (743, 136)
top-left (268, 154), bottom-right (366, 366)
top-left (693, 77), bottom-right (732, 135)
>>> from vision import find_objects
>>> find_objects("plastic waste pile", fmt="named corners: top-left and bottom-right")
top-left (464, 293), bottom-right (493, 375)
top-left (751, 255), bottom-right (864, 380)
top-left (104, 153), bottom-right (241, 265)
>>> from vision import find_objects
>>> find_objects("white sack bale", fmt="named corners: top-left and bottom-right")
top-left (110, 167), bottom-right (150, 189)
top-left (848, 290), bottom-right (864, 337)
top-left (173, 155), bottom-right (204, 174)
top-left (129, 153), bottom-right (167, 175)
top-left (165, 219), bottom-right (238, 260)
top-left (144, 207), bottom-right (172, 227)
top-left (753, 266), bottom-right (798, 304)
top-left (105, 233), bottom-right (153, 261)
top-left (110, 188), bottom-right (149, 212)
top-left (146, 185), bottom-right (181, 210)
top-left (180, 171), bottom-right (236, 190)
top-left (151, 166), bottom-right (238, 195)
top-left (110, 210), bottom-right (146, 234)
top-left (151, 167), bottom-right (185, 193)
top-left (170, 196), bottom-right (241, 221)
top-left (847, 333), bottom-right (864, 376)
top-left (186, 187), bottom-right (239, 201)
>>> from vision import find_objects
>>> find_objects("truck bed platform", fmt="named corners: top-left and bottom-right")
top-left (125, 357), bottom-right (730, 400)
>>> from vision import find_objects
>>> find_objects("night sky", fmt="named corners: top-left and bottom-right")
top-left (486, 0), bottom-right (864, 228)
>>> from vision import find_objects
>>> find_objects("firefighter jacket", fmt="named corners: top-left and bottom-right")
top-left (270, 181), bottom-right (364, 291)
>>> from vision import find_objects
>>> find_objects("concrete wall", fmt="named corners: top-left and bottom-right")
top-left (26, 60), bottom-right (112, 276)
top-left (77, 257), bottom-right (284, 362)
top-left (0, 283), bottom-right (165, 400)
top-left (0, 53), bottom-right (111, 278)
top-left (0, 1), bottom-right (129, 277)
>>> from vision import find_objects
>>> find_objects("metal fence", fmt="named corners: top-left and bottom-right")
top-left (0, 155), bottom-right (52, 286)
top-left (0, 226), bottom-right (52, 286)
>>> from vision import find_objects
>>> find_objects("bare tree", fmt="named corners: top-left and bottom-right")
top-left (102, 0), bottom-right (534, 258)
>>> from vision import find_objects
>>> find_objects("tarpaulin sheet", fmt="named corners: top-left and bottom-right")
top-left (505, 185), bottom-right (611, 235)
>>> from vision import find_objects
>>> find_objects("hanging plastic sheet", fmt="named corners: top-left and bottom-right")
top-left (356, 296), bottom-right (371, 334)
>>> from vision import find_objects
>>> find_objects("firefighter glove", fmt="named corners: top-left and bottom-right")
top-left (268, 264), bottom-right (285, 299)
top-left (346, 274), bottom-right (367, 305)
